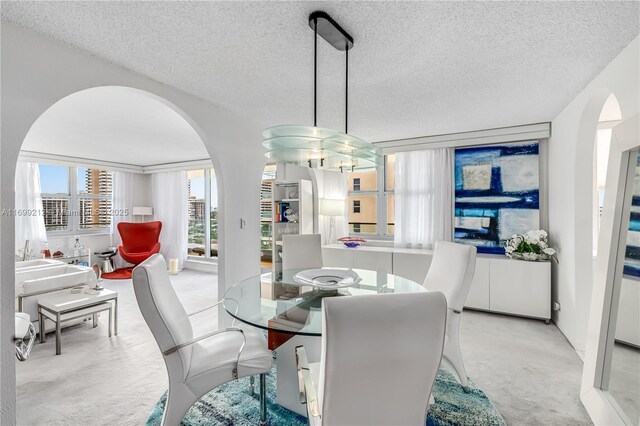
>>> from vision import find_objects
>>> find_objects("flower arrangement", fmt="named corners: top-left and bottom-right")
top-left (505, 230), bottom-right (558, 262)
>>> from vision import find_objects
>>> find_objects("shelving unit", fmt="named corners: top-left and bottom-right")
top-left (260, 179), bottom-right (274, 264)
top-left (271, 179), bottom-right (313, 281)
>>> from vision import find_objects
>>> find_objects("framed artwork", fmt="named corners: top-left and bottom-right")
top-left (454, 141), bottom-right (540, 254)
top-left (623, 151), bottom-right (640, 277)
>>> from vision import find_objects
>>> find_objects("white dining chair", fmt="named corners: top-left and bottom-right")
top-left (132, 254), bottom-right (272, 426)
top-left (423, 240), bottom-right (477, 389)
top-left (295, 291), bottom-right (448, 425)
top-left (282, 234), bottom-right (323, 270)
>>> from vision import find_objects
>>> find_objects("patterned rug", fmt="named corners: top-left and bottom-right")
top-left (147, 368), bottom-right (506, 426)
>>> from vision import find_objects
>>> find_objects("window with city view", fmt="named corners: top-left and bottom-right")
top-left (187, 169), bottom-right (218, 258)
top-left (39, 164), bottom-right (112, 233)
top-left (346, 154), bottom-right (395, 237)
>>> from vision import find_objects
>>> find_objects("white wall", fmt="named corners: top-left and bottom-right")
top-left (0, 22), bottom-right (266, 423)
top-left (549, 36), bottom-right (639, 351)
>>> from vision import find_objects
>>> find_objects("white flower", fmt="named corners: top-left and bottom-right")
top-left (543, 248), bottom-right (556, 256)
top-left (523, 252), bottom-right (538, 260)
top-left (524, 234), bottom-right (539, 245)
top-left (505, 246), bottom-right (515, 253)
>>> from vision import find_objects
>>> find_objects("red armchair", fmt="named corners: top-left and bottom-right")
top-left (117, 221), bottom-right (162, 266)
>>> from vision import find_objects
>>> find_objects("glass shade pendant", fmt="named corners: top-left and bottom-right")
top-left (262, 11), bottom-right (381, 172)
top-left (263, 125), bottom-right (382, 171)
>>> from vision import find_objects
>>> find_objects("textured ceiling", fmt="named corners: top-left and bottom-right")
top-left (22, 87), bottom-right (207, 166)
top-left (2, 1), bottom-right (639, 143)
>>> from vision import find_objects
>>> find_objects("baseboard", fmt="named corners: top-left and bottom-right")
top-left (184, 259), bottom-right (218, 273)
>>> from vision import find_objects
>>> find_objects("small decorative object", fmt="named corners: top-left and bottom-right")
top-left (338, 236), bottom-right (367, 248)
top-left (40, 241), bottom-right (51, 259)
top-left (18, 240), bottom-right (32, 261)
top-left (73, 235), bottom-right (81, 257)
top-left (169, 258), bottom-right (179, 275)
top-left (505, 230), bottom-right (557, 262)
top-left (287, 188), bottom-right (298, 199)
top-left (283, 208), bottom-right (298, 223)
top-left (92, 264), bottom-right (104, 291)
top-left (52, 251), bottom-right (64, 258)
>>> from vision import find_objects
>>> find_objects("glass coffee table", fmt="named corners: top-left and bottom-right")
top-left (38, 287), bottom-right (118, 355)
top-left (223, 267), bottom-right (426, 415)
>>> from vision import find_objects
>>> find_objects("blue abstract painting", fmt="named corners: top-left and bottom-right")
top-left (623, 152), bottom-right (640, 278)
top-left (454, 142), bottom-right (540, 254)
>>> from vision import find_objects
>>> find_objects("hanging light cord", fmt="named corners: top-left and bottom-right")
top-left (345, 47), bottom-right (349, 134)
top-left (314, 18), bottom-right (318, 127)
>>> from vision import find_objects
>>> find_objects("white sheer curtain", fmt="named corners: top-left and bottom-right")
top-left (111, 171), bottom-right (135, 267)
top-left (15, 161), bottom-right (48, 257)
top-left (394, 148), bottom-right (454, 249)
top-left (311, 169), bottom-right (348, 245)
top-left (152, 171), bottom-right (188, 270)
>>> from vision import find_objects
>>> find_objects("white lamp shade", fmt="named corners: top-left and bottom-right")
top-left (319, 199), bottom-right (344, 217)
top-left (132, 206), bottom-right (154, 216)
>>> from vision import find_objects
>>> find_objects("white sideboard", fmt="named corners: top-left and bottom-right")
top-left (322, 244), bottom-right (551, 322)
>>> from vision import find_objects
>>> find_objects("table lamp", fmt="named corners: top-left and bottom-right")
top-left (319, 198), bottom-right (344, 244)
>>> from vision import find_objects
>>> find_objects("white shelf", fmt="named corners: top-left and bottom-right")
top-left (279, 198), bottom-right (299, 202)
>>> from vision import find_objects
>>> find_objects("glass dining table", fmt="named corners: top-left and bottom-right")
top-left (223, 267), bottom-right (427, 416)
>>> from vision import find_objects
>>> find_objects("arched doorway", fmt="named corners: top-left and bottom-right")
top-left (573, 91), bottom-right (623, 351)
top-left (13, 86), bottom-right (222, 424)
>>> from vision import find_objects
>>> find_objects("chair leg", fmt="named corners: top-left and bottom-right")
top-left (259, 373), bottom-right (267, 426)
top-left (444, 314), bottom-right (469, 391)
top-left (250, 375), bottom-right (255, 396)
top-left (162, 385), bottom-right (197, 426)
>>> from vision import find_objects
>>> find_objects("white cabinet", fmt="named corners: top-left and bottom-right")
top-left (616, 277), bottom-right (640, 346)
top-left (489, 258), bottom-right (551, 320)
top-left (322, 247), bottom-right (353, 268)
top-left (322, 244), bottom-right (551, 322)
top-left (321, 246), bottom-right (392, 273)
top-left (352, 250), bottom-right (392, 273)
top-left (393, 252), bottom-right (432, 284)
top-left (465, 258), bottom-right (490, 310)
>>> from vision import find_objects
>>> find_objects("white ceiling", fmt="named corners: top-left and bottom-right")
top-left (3, 1), bottom-right (639, 144)
top-left (21, 86), bottom-right (208, 167)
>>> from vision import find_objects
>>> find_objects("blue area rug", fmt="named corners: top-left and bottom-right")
top-left (147, 368), bottom-right (505, 426)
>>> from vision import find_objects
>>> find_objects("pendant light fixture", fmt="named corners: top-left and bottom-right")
top-left (262, 11), bottom-right (382, 172)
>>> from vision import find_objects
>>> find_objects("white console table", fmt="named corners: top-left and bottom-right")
top-left (323, 244), bottom-right (551, 322)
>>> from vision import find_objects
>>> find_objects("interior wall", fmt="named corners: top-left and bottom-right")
top-left (549, 36), bottom-right (639, 351)
top-left (0, 22), bottom-right (265, 423)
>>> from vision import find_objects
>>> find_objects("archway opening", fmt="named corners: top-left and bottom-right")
top-left (14, 86), bottom-right (221, 424)
top-left (593, 94), bottom-right (622, 256)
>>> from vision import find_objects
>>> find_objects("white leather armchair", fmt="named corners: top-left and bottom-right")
top-left (423, 240), bottom-right (477, 389)
top-left (295, 292), bottom-right (448, 425)
top-left (282, 234), bottom-right (323, 270)
top-left (132, 254), bottom-right (272, 425)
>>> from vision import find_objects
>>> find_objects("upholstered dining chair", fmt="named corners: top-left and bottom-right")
top-left (423, 240), bottom-right (477, 390)
top-left (295, 292), bottom-right (448, 426)
top-left (282, 234), bottom-right (323, 270)
top-left (132, 254), bottom-right (272, 426)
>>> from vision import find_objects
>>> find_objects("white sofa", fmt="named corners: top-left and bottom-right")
top-left (15, 260), bottom-right (97, 333)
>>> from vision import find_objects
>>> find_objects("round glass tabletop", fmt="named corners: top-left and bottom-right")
top-left (223, 268), bottom-right (426, 337)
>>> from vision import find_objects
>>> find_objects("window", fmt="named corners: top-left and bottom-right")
top-left (39, 164), bottom-right (112, 234)
top-left (77, 168), bottom-right (112, 230)
top-left (346, 154), bottom-right (395, 238)
top-left (353, 178), bottom-right (361, 191)
top-left (187, 169), bottom-right (218, 259)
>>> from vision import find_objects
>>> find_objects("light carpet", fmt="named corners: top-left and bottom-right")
top-left (146, 368), bottom-right (506, 426)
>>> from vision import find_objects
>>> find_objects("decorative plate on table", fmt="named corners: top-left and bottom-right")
top-left (293, 268), bottom-right (361, 289)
